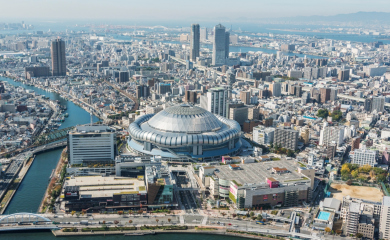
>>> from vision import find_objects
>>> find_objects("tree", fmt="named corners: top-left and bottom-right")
top-left (129, 220), bottom-right (133, 224)
top-left (250, 212), bottom-right (255, 217)
top-left (156, 219), bottom-right (159, 225)
top-left (331, 110), bottom-right (343, 122)
top-left (287, 149), bottom-right (294, 157)
top-left (376, 173), bottom-right (387, 183)
top-left (118, 211), bottom-right (123, 215)
top-left (168, 218), bottom-right (171, 223)
top-left (114, 220), bottom-right (119, 224)
top-left (128, 210), bottom-right (133, 216)
top-left (356, 233), bottom-right (363, 239)
top-left (324, 227), bottom-right (332, 234)
top-left (351, 170), bottom-right (359, 178)
top-left (221, 212), bottom-right (227, 217)
top-left (317, 109), bottom-right (329, 119)
top-left (71, 211), bottom-right (76, 216)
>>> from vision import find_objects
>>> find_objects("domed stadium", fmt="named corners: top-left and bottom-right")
top-left (127, 104), bottom-right (243, 161)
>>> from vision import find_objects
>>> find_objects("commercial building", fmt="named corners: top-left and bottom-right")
top-left (320, 88), bottom-right (331, 103)
top-left (274, 128), bottom-right (299, 150)
top-left (51, 39), bottom-right (66, 76)
top-left (127, 104), bottom-right (242, 161)
top-left (350, 149), bottom-right (378, 167)
top-left (210, 161), bottom-right (313, 208)
top-left (190, 24), bottom-right (200, 61)
top-left (68, 125), bottom-right (115, 165)
top-left (229, 102), bottom-right (249, 126)
top-left (63, 176), bottom-right (147, 212)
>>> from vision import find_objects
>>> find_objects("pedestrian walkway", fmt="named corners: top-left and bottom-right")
top-left (179, 215), bottom-right (184, 224)
top-left (201, 216), bottom-right (208, 225)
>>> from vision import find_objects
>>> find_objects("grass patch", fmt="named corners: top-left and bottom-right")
top-left (140, 225), bottom-right (187, 230)
top-left (271, 158), bottom-right (281, 161)
top-left (195, 227), bottom-right (218, 231)
top-left (63, 228), bottom-right (78, 232)
top-left (81, 227), bottom-right (137, 232)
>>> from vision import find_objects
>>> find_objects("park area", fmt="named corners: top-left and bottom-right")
top-left (329, 183), bottom-right (383, 202)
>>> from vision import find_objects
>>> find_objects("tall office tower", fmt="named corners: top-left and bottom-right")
top-left (320, 88), bottom-right (331, 103)
top-left (227, 73), bottom-right (235, 99)
top-left (206, 87), bottom-right (228, 118)
top-left (68, 125), bottom-right (115, 165)
top-left (274, 128), bottom-right (299, 150)
top-left (212, 24), bottom-right (226, 66)
top-left (225, 31), bottom-right (230, 59)
top-left (330, 88), bottom-right (338, 101)
top-left (136, 85), bottom-right (150, 99)
top-left (200, 28), bottom-right (208, 41)
top-left (295, 86), bottom-right (302, 97)
top-left (240, 91), bottom-right (251, 105)
top-left (379, 196), bottom-right (390, 240)
top-left (364, 98), bottom-right (372, 112)
top-left (372, 96), bottom-right (385, 112)
top-left (190, 24), bottom-right (200, 61)
top-left (51, 39), bottom-right (66, 76)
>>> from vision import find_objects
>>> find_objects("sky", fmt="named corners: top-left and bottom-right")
top-left (1, 0), bottom-right (389, 22)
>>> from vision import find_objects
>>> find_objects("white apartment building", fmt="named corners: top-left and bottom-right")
top-left (68, 125), bottom-right (115, 165)
top-left (351, 149), bottom-right (378, 167)
top-left (319, 122), bottom-right (344, 147)
top-left (253, 126), bottom-right (275, 146)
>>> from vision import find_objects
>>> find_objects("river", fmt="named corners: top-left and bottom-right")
top-left (0, 76), bottom-right (99, 215)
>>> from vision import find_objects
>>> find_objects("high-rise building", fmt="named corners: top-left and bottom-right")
top-left (319, 123), bottom-right (344, 147)
top-left (364, 99), bottom-right (372, 112)
top-left (338, 69), bottom-right (350, 81)
top-left (212, 24), bottom-right (227, 66)
top-left (51, 39), bottom-right (66, 76)
top-left (68, 125), bottom-right (115, 165)
top-left (372, 96), bottom-right (385, 112)
top-left (206, 87), bottom-right (228, 118)
top-left (330, 88), bottom-right (338, 101)
top-left (225, 31), bottom-right (230, 59)
top-left (200, 28), bottom-right (208, 41)
top-left (118, 71), bottom-right (129, 83)
top-left (158, 83), bottom-right (171, 95)
top-left (240, 91), bottom-right (251, 105)
top-left (190, 24), bottom-right (200, 61)
top-left (185, 90), bottom-right (197, 104)
top-left (136, 85), bottom-right (150, 99)
top-left (253, 126), bottom-right (275, 146)
top-left (379, 196), bottom-right (390, 240)
top-left (229, 102), bottom-right (248, 126)
top-left (320, 88), bottom-right (331, 103)
top-left (274, 128), bottom-right (299, 150)
top-left (269, 82), bottom-right (281, 97)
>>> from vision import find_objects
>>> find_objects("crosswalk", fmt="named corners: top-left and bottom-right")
top-left (179, 215), bottom-right (184, 224)
top-left (201, 216), bottom-right (208, 225)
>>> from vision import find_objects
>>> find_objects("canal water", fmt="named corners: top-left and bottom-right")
top-left (0, 76), bottom-right (99, 214)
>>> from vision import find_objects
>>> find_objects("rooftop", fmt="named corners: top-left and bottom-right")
top-left (214, 160), bottom-right (308, 187)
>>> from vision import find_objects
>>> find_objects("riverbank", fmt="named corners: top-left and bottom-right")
top-left (0, 155), bottom-right (36, 214)
top-left (38, 148), bottom-right (68, 213)
top-left (52, 228), bottom-right (279, 240)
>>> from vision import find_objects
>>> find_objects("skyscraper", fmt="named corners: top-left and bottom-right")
top-left (372, 96), bottom-right (385, 112)
top-left (190, 24), bottom-right (200, 62)
top-left (225, 31), bottom-right (230, 59)
top-left (200, 28), bottom-right (208, 41)
top-left (212, 24), bottom-right (227, 66)
top-left (51, 39), bottom-right (66, 76)
top-left (206, 87), bottom-right (228, 118)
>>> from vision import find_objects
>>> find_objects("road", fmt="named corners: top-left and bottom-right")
top-left (0, 151), bottom-right (32, 200)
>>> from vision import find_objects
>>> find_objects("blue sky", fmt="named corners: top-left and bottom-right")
top-left (1, 0), bottom-right (389, 21)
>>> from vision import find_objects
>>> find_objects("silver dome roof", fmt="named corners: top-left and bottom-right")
top-left (146, 104), bottom-right (223, 133)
